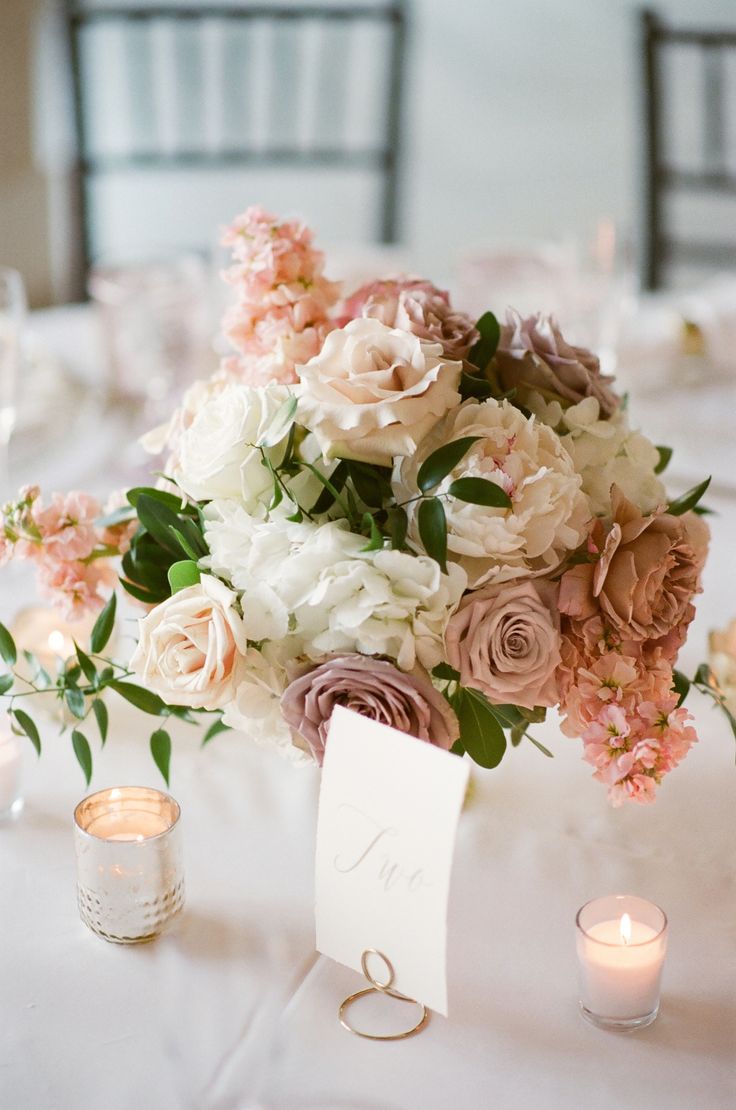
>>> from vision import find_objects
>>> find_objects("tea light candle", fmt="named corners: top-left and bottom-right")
top-left (74, 787), bottom-right (184, 943)
top-left (576, 895), bottom-right (668, 1031)
top-left (0, 724), bottom-right (23, 819)
top-left (11, 606), bottom-right (97, 672)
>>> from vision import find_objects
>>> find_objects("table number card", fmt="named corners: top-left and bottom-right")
top-left (315, 706), bottom-right (470, 1016)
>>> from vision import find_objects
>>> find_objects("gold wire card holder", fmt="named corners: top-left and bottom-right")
top-left (338, 949), bottom-right (430, 1041)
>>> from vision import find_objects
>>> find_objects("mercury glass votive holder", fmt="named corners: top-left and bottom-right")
top-left (576, 894), bottom-right (668, 1032)
top-left (73, 786), bottom-right (184, 944)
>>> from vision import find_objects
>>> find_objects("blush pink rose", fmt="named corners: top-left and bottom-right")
top-left (559, 486), bottom-right (709, 659)
top-left (280, 653), bottom-right (459, 765)
top-left (342, 278), bottom-right (479, 361)
top-left (445, 579), bottom-right (561, 709)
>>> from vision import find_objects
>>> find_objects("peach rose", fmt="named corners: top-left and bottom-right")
top-left (559, 486), bottom-right (709, 657)
top-left (445, 579), bottom-right (561, 709)
top-left (130, 575), bottom-right (247, 709)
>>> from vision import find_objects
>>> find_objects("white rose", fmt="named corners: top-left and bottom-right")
top-left (393, 398), bottom-right (590, 588)
top-left (527, 394), bottom-right (666, 516)
top-left (296, 317), bottom-right (462, 466)
top-left (173, 382), bottom-right (295, 508)
top-left (130, 574), bottom-right (247, 709)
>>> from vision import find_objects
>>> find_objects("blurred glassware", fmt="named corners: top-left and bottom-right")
top-left (678, 276), bottom-right (736, 380)
top-left (0, 719), bottom-right (23, 821)
top-left (456, 221), bottom-right (638, 377)
top-left (0, 268), bottom-right (27, 483)
top-left (88, 252), bottom-right (216, 420)
top-left (456, 240), bottom-right (578, 323)
top-left (562, 219), bottom-right (640, 377)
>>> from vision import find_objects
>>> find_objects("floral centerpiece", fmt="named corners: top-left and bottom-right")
top-left (1, 207), bottom-right (732, 804)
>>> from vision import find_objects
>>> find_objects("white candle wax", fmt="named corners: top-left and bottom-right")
top-left (86, 809), bottom-right (170, 841)
top-left (0, 732), bottom-right (22, 816)
top-left (577, 913), bottom-right (667, 1020)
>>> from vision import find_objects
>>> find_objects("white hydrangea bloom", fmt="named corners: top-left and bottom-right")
top-left (203, 502), bottom-right (466, 670)
top-left (527, 394), bottom-right (666, 516)
top-left (221, 643), bottom-right (312, 763)
top-left (392, 398), bottom-right (590, 587)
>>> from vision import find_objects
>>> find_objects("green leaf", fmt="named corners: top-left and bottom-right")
top-left (667, 476), bottom-right (711, 516)
top-left (110, 681), bottom-right (167, 716)
top-left (202, 717), bottom-right (231, 746)
top-left (305, 462), bottom-right (350, 517)
top-left (127, 486), bottom-right (196, 516)
top-left (459, 372), bottom-right (494, 401)
top-left (71, 729), bottom-right (93, 786)
top-left (417, 437), bottom-right (481, 493)
top-left (136, 494), bottom-right (188, 557)
top-left (91, 699), bottom-right (109, 745)
top-left (654, 445), bottom-right (673, 475)
top-left (121, 578), bottom-right (166, 606)
top-left (456, 687), bottom-right (507, 769)
top-left (0, 673), bottom-right (14, 695)
top-left (448, 476), bottom-right (512, 509)
top-left (269, 475), bottom-right (284, 511)
top-left (467, 311), bottom-right (501, 371)
top-left (432, 662), bottom-right (460, 682)
top-left (311, 460), bottom-right (348, 514)
top-left (90, 593), bottom-right (117, 654)
top-left (450, 738), bottom-right (466, 756)
top-left (387, 506), bottom-right (408, 551)
top-left (693, 505), bottom-right (716, 517)
top-left (673, 669), bottom-right (690, 707)
top-left (417, 497), bottom-right (448, 573)
top-left (258, 394), bottom-right (297, 447)
top-left (167, 560), bottom-right (201, 594)
top-left (74, 642), bottom-right (98, 685)
top-left (286, 507), bottom-right (303, 523)
top-left (360, 512), bottom-right (384, 552)
top-left (12, 708), bottom-right (40, 756)
top-left (525, 734), bottom-right (554, 758)
top-left (693, 662), bottom-right (714, 688)
top-left (0, 622), bottom-right (17, 666)
top-left (94, 505), bottom-right (137, 528)
top-left (150, 728), bottom-right (172, 786)
top-left (347, 461), bottom-right (392, 508)
top-left (169, 519), bottom-right (207, 561)
top-left (65, 687), bottom-right (86, 719)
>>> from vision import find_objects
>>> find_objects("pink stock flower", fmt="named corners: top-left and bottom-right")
top-left (33, 491), bottom-right (102, 562)
top-left (220, 206), bottom-right (340, 380)
top-left (37, 559), bottom-right (116, 621)
top-left (559, 648), bottom-right (698, 806)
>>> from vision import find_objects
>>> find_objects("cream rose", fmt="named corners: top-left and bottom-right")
top-left (296, 317), bottom-right (462, 466)
top-left (393, 399), bottom-right (590, 588)
top-left (130, 574), bottom-right (247, 708)
top-left (174, 382), bottom-right (294, 508)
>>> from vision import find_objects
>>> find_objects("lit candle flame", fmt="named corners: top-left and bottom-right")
top-left (47, 630), bottom-right (67, 656)
top-left (620, 912), bottom-right (632, 945)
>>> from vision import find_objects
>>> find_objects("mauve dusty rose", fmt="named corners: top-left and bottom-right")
top-left (280, 653), bottom-right (459, 765)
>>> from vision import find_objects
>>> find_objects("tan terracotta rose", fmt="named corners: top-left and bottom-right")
top-left (559, 486), bottom-right (709, 655)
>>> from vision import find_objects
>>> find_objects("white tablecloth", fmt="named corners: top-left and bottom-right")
top-left (1, 307), bottom-right (736, 1109)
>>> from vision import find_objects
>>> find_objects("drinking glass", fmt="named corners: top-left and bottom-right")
top-left (0, 268), bottom-right (27, 485)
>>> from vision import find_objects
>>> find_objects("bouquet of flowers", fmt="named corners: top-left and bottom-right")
top-left (1, 207), bottom-right (732, 804)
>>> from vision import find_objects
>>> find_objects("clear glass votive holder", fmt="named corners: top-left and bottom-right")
top-left (0, 728), bottom-right (23, 820)
top-left (74, 786), bottom-right (184, 944)
top-left (576, 895), bottom-right (667, 1031)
